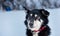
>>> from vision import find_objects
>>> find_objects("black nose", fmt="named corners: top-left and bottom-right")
top-left (29, 23), bottom-right (33, 26)
top-left (29, 23), bottom-right (33, 28)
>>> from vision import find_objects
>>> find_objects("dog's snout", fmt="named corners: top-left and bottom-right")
top-left (29, 23), bottom-right (33, 26)
top-left (29, 23), bottom-right (33, 28)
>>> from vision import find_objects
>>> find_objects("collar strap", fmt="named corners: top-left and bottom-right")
top-left (34, 26), bottom-right (46, 32)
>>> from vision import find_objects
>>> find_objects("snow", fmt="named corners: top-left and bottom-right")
top-left (0, 9), bottom-right (60, 36)
top-left (0, 11), bottom-right (26, 36)
top-left (47, 8), bottom-right (60, 36)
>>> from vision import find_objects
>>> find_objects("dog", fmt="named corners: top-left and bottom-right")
top-left (24, 7), bottom-right (51, 36)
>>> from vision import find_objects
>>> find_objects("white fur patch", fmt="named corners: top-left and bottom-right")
top-left (35, 14), bottom-right (37, 17)
top-left (27, 20), bottom-right (30, 28)
top-left (27, 19), bottom-right (43, 31)
top-left (33, 32), bottom-right (38, 36)
top-left (30, 14), bottom-right (33, 16)
top-left (31, 19), bottom-right (43, 31)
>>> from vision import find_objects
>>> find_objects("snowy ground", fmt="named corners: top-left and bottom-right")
top-left (0, 9), bottom-right (60, 36)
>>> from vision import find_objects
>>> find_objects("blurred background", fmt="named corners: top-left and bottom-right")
top-left (0, 0), bottom-right (60, 36)
top-left (0, 0), bottom-right (60, 11)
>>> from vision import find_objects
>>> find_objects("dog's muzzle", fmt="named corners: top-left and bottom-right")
top-left (29, 23), bottom-right (33, 28)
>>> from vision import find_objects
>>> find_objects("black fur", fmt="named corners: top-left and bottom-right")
top-left (24, 8), bottom-right (51, 36)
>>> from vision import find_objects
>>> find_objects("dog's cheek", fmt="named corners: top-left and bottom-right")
top-left (26, 20), bottom-right (30, 28)
top-left (34, 20), bottom-right (41, 29)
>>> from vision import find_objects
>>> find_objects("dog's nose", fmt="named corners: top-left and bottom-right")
top-left (30, 23), bottom-right (33, 26)
top-left (29, 23), bottom-right (33, 28)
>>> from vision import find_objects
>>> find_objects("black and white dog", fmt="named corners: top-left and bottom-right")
top-left (24, 7), bottom-right (50, 36)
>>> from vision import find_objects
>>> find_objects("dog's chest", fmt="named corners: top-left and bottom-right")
top-left (33, 32), bottom-right (39, 36)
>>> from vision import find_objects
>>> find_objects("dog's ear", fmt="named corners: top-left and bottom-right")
top-left (40, 9), bottom-right (50, 17)
top-left (23, 6), bottom-right (30, 14)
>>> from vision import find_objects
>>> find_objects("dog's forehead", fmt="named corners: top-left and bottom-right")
top-left (27, 9), bottom-right (43, 18)
top-left (29, 10), bottom-right (40, 16)
top-left (29, 13), bottom-right (39, 18)
top-left (29, 12), bottom-right (38, 16)
top-left (30, 13), bottom-right (38, 17)
top-left (31, 9), bottom-right (40, 14)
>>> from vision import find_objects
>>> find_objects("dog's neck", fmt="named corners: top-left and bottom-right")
top-left (33, 32), bottom-right (39, 36)
top-left (32, 26), bottom-right (46, 36)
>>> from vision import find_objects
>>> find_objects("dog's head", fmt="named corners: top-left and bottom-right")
top-left (24, 7), bottom-right (50, 31)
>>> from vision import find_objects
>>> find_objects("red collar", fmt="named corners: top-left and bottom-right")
top-left (34, 26), bottom-right (46, 32)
